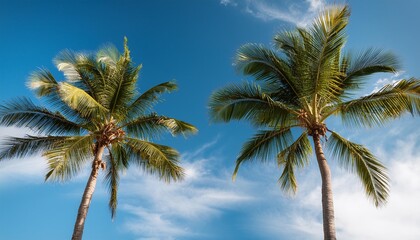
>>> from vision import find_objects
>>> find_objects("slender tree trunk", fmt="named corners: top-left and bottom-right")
top-left (313, 134), bottom-right (336, 240)
top-left (71, 145), bottom-right (105, 240)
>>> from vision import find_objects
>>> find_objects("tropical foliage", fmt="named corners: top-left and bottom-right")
top-left (0, 38), bottom-right (197, 240)
top-left (209, 5), bottom-right (420, 239)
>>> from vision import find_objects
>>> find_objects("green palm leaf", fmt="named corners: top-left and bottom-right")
top-left (308, 6), bottom-right (349, 103)
top-left (125, 138), bottom-right (184, 182)
top-left (328, 131), bottom-right (389, 206)
top-left (44, 135), bottom-right (95, 181)
top-left (341, 49), bottom-right (399, 97)
top-left (106, 41), bottom-right (140, 117)
top-left (338, 78), bottom-right (420, 127)
top-left (127, 81), bottom-right (178, 118)
top-left (235, 44), bottom-right (301, 101)
top-left (233, 127), bottom-right (293, 180)
top-left (105, 150), bottom-right (119, 219)
top-left (0, 135), bottom-right (68, 161)
top-left (0, 97), bottom-right (82, 135)
top-left (58, 82), bottom-right (108, 118)
top-left (277, 132), bottom-right (312, 194)
top-left (209, 82), bottom-right (297, 126)
top-left (54, 50), bottom-right (105, 101)
top-left (27, 69), bottom-right (58, 97)
top-left (104, 144), bottom-right (128, 219)
top-left (27, 70), bottom-right (91, 126)
top-left (124, 113), bottom-right (197, 139)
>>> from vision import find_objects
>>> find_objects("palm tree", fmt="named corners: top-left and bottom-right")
top-left (209, 6), bottom-right (419, 239)
top-left (0, 38), bottom-right (197, 240)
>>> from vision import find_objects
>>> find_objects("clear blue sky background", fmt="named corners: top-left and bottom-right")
top-left (0, 1), bottom-right (419, 239)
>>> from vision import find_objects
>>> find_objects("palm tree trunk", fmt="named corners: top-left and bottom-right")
top-left (71, 145), bottom-right (105, 240)
top-left (313, 134), bottom-right (336, 240)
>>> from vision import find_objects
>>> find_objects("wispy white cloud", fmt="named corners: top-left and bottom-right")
top-left (0, 127), bottom-right (46, 184)
top-left (221, 0), bottom-right (327, 27)
top-left (118, 138), bottom-right (256, 239)
top-left (332, 134), bottom-right (420, 240)
top-left (371, 71), bottom-right (406, 93)
top-left (220, 0), bottom-right (237, 7)
top-left (0, 127), bottom-right (91, 185)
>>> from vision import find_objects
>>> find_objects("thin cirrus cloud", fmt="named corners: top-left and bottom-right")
top-left (220, 0), bottom-right (327, 27)
top-left (118, 138), bottom-right (259, 239)
top-left (0, 126), bottom-right (93, 185)
top-left (370, 71), bottom-right (406, 93)
top-left (0, 127), bottom-right (46, 184)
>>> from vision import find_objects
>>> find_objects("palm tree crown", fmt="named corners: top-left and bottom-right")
top-left (0, 38), bottom-right (197, 238)
top-left (209, 5), bottom-right (419, 239)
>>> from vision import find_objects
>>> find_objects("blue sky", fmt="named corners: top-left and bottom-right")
top-left (0, 0), bottom-right (419, 239)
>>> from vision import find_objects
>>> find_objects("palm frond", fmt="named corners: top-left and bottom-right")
top-left (105, 150), bottom-right (119, 219)
top-left (54, 50), bottom-right (83, 82)
top-left (26, 70), bottom-right (91, 127)
top-left (0, 97), bottom-right (83, 135)
top-left (54, 50), bottom-right (106, 101)
top-left (104, 144), bottom-right (127, 219)
top-left (44, 135), bottom-right (95, 181)
top-left (277, 132), bottom-right (312, 194)
top-left (97, 44), bottom-right (120, 67)
top-left (27, 69), bottom-right (58, 97)
top-left (233, 127), bottom-right (293, 180)
top-left (124, 113), bottom-right (197, 139)
top-left (125, 138), bottom-right (184, 182)
top-left (307, 6), bottom-right (349, 103)
top-left (58, 82), bottom-right (108, 118)
top-left (209, 82), bottom-right (297, 126)
top-left (0, 135), bottom-right (67, 161)
top-left (127, 81), bottom-right (178, 118)
top-left (340, 49), bottom-right (399, 97)
top-left (235, 44), bottom-right (303, 101)
top-left (274, 29), bottom-right (314, 101)
top-left (106, 40), bottom-right (140, 117)
top-left (328, 131), bottom-right (389, 206)
top-left (338, 78), bottom-right (420, 127)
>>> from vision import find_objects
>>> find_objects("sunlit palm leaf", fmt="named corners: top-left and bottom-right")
top-left (277, 132), bottom-right (312, 194)
top-left (328, 131), bottom-right (389, 206)
top-left (124, 114), bottom-right (197, 139)
top-left (339, 79), bottom-right (420, 127)
top-left (97, 45), bottom-right (120, 67)
top-left (27, 69), bottom-right (58, 97)
top-left (54, 50), bottom-right (105, 101)
top-left (27, 71), bottom-right (90, 127)
top-left (307, 6), bottom-right (349, 102)
top-left (45, 135), bottom-right (95, 181)
top-left (58, 82), bottom-right (108, 118)
top-left (233, 127), bottom-right (293, 180)
top-left (125, 138), bottom-right (184, 182)
top-left (106, 41), bottom-right (140, 117)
